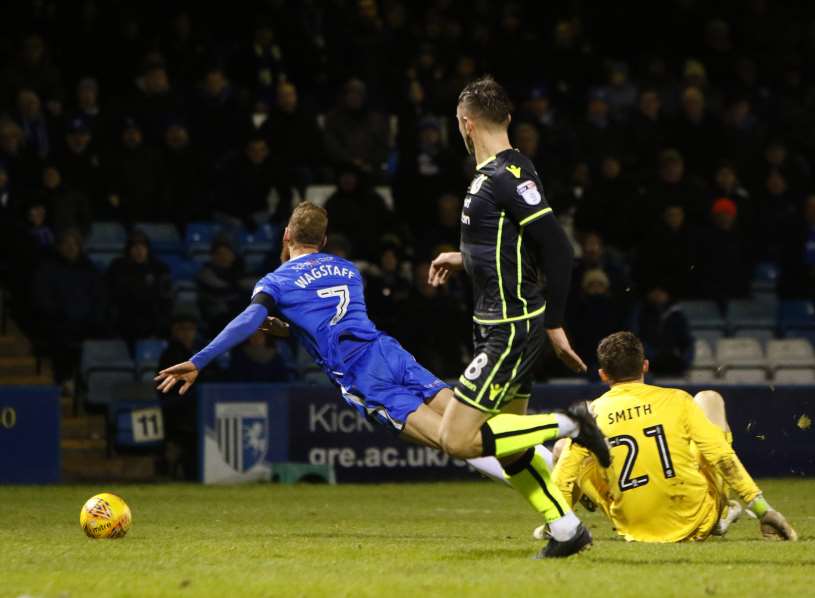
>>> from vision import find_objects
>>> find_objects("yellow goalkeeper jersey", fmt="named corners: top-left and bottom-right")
top-left (555, 382), bottom-right (761, 542)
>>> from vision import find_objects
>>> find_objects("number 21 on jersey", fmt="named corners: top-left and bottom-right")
top-left (608, 424), bottom-right (676, 492)
top-left (317, 285), bottom-right (350, 325)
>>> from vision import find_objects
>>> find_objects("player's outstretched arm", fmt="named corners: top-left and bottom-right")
top-left (523, 215), bottom-right (586, 373)
top-left (685, 400), bottom-right (798, 541)
top-left (154, 299), bottom-right (271, 395)
top-left (428, 251), bottom-right (463, 287)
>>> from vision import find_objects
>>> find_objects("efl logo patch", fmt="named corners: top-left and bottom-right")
top-left (516, 180), bottom-right (541, 205)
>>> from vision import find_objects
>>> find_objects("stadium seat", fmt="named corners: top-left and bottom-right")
top-left (679, 301), bottom-right (725, 330)
top-left (779, 301), bottom-right (815, 333)
top-left (133, 222), bottom-right (183, 255)
top-left (715, 338), bottom-right (767, 369)
top-left (240, 223), bottom-right (278, 274)
top-left (81, 340), bottom-right (136, 406)
top-left (185, 221), bottom-right (221, 248)
top-left (692, 329), bottom-right (724, 346)
top-left (773, 368), bottom-right (815, 384)
top-left (751, 261), bottom-right (779, 292)
top-left (651, 377), bottom-right (688, 386)
top-left (727, 299), bottom-right (776, 332)
top-left (766, 339), bottom-right (815, 369)
top-left (734, 328), bottom-right (775, 346)
top-left (688, 368), bottom-right (717, 384)
top-left (304, 185), bottom-right (336, 208)
top-left (720, 368), bottom-right (767, 384)
top-left (134, 338), bottom-right (167, 380)
top-left (85, 221), bottom-right (127, 252)
top-left (785, 329), bottom-right (815, 347)
top-left (692, 339), bottom-right (716, 368)
top-left (160, 254), bottom-right (201, 282)
top-left (244, 252), bottom-right (268, 274)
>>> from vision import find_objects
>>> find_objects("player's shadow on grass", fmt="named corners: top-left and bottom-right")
top-left (445, 548), bottom-right (538, 560)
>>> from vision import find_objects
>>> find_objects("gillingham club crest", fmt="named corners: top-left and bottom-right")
top-left (215, 402), bottom-right (269, 473)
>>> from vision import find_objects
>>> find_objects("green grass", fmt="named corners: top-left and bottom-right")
top-left (0, 480), bottom-right (812, 598)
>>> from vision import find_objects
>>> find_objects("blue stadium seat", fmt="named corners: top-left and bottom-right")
top-left (160, 254), bottom-right (201, 282)
top-left (134, 338), bottom-right (167, 380)
top-left (133, 222), bottom-right (183, 255)
top-left (679, 301), bottom-right (725, 330)
top-left (779, 301), bottom-right (815, 333)
top-left (185, 222), bottom-right (223, 260)
top-left (728, 299), bottom-right (776, 332)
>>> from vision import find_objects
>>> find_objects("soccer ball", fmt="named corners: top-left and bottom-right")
top-left (80, 493), bottom-right (132, 539)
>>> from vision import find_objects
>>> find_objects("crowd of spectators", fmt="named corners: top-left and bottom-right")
top-left (2, 0), bottom-right (815, 397)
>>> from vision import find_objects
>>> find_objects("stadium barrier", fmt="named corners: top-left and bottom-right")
top-left (197, 383), bottom-right (814, 483)
top-left (0, 386), bottom-right (60, 483)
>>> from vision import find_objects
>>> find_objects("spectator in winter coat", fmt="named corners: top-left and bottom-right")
top-left (106, 230), bottom-right (172, 344)
top-left (32, 229), bottom-right (109, 385)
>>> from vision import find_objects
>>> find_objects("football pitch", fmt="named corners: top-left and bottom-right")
top-left (1, 480), bottom-right (812, 598)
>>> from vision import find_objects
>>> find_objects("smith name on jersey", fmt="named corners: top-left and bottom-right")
top-left (460, 148), bottom-right (553, 325)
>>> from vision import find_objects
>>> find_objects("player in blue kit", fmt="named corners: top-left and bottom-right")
top-left (156, 203), bottom-right (600, 552)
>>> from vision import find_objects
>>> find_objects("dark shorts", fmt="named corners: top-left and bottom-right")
top-left (453, 317), bottom-right (546, 414)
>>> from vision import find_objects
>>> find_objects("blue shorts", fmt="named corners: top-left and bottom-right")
top-left (339, 335), bottom-right (448, 433)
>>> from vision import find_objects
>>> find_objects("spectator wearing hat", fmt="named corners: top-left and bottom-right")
top-left (634, 286), bottom-right (693, 377)
top-left (515, 85), bottom-right (577, 183)
top-left (106, 230), bottom-right (172, 345)
top-left (106, 117), bottom-right (164, 222)
top-left (395, 114), bottom-right (458, 231)
top-left (566, 268), bottom-right (630, 379)
top-left (324, 78), bottom-right (389, 177)
top-left (692, 197), bottom-right (750, 304)
top-left (575, 87), bottom-right (625, 167)
top-left (55, 116), bottom-right (103, 208)
top-left (32, 228), bottom-right (109, 386)
top-left (196, 236), bottom-right (255, 333)
top-left (160, 119), bottom-right (206, 231)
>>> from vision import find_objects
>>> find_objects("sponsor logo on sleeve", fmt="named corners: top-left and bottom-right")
top-left (516, 180), bottom-right (541, 205)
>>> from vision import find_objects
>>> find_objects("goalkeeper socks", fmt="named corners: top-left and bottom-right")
top-left (467, 446), bottom-right (554, 484)
top-left (504, 448), bottom-right (574, 532)
top-left (481, 412), bottom-right (564, 458)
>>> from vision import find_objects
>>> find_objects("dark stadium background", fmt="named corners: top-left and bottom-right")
top-left (0, 0), bottom-right (813, 483)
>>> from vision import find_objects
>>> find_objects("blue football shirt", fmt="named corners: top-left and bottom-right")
top-left (252, 252), bottom-right (382, 384)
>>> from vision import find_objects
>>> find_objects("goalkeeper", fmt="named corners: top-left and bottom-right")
top-left (545, 331), bottom-right (798, 543)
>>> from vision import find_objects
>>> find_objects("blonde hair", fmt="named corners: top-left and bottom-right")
top-left (288, 201), bottom-right (328, 246)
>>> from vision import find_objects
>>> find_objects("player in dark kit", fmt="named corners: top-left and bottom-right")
top-left (429, 76), bottom-right (609, 558)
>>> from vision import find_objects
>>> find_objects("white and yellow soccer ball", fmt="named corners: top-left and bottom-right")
top-left (80, 493), bottom-right (132, 539)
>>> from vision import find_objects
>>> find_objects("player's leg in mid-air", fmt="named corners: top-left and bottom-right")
top-left (436, 319), bottom-right (610, 558)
